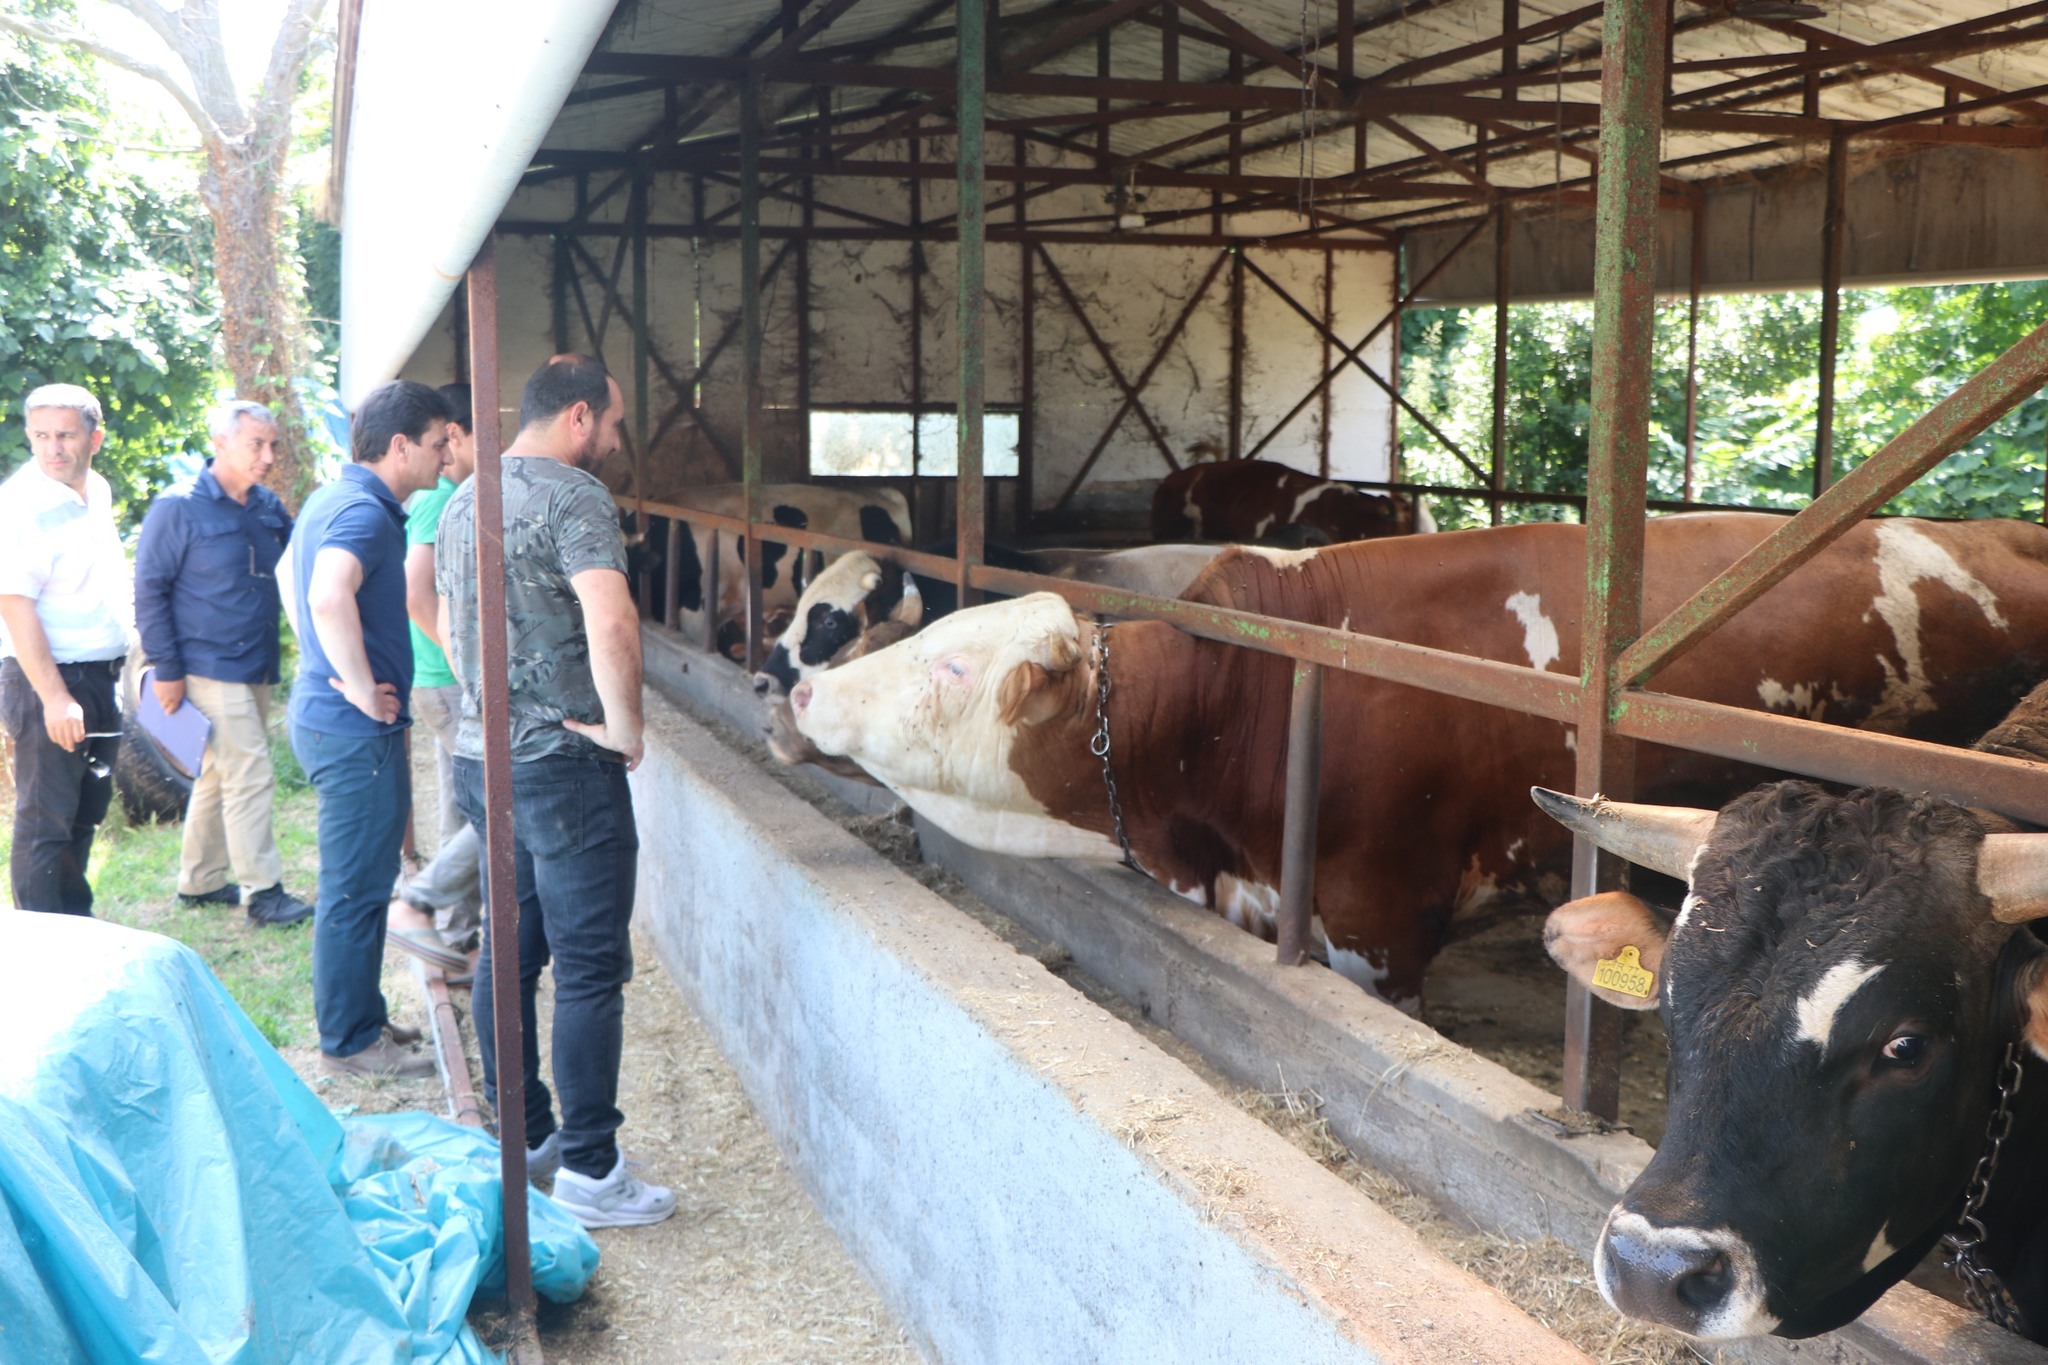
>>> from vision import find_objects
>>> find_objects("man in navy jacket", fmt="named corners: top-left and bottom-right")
top-left (133, 400), bottom-right (312, 926)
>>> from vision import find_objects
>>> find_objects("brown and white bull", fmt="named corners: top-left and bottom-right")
top-left (1152, 458), bottom-right (1430, 545)
top-left (790, 513), bottom-right (2048, 1010)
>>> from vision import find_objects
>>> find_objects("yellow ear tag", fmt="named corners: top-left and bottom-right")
top-left (1592, 945), bottom-right (1656, 999)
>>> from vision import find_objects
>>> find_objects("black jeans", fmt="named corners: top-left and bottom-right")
top-left (454, 754), bottom-right (638, 1180)
top-left (3, 657), bottom-right (120, 915)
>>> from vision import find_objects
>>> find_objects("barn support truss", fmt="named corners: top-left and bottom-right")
top-left (462, 0), bottom-right (2048, 1132)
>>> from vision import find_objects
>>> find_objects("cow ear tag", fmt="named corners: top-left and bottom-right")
top-left (1592, 946), bottom-right (1656, 999)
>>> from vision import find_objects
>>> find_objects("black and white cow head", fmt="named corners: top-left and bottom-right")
top-left (753, 551), bottom-right (921, 698)
top-left (1534, 781), bottom-right (2048, 1342)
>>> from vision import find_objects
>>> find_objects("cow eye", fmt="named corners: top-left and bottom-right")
top-left (1879, 1034), bottom-right (1929, 1068)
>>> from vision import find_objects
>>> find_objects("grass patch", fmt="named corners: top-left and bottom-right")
top-left (2, 714), bottom-right (325, 1053)
top-left (88, 780), bottom-right (323, 1051)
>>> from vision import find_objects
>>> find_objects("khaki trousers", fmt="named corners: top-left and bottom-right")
top-left (178, 675), bottom-right (284, 896)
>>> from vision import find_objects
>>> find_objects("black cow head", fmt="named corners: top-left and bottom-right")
top-left (1533, 781), bottom-right (2048, 1341)
top-left (753, 552), bottom-right (920, 697)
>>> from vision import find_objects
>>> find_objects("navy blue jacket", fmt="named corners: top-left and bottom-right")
top-left (133, 464), bottom-right (294, 685)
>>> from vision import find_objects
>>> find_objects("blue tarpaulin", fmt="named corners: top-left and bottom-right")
top-left (0, 914), bottom-right (598, 1364)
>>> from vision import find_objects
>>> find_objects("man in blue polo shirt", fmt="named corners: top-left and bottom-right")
top-left (134, 399), bottom-right (312, 927)
top-left (280, 380), bottom-right (451, 1078)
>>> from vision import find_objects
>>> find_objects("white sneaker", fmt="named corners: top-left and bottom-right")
top-left (551, 1152), bottom-right (676, 1228)
top-left (525, 1131), bottom-right (561, 1186)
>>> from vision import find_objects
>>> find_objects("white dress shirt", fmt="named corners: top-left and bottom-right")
top-left (0, 461), bottom-right (132, 663)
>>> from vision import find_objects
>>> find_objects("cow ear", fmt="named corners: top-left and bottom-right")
top-left (2015, 952), bottom-right (2048, 1063)
top-left (997, 661), bottom-right (1081, 726)
top-left (1543, 891), bottom-right (1670, 1011)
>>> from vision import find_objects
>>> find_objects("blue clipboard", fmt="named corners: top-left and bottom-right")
top-left (137, 667), bottom-right (211, 779)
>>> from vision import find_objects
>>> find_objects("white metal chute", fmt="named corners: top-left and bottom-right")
top-left (337, 0), bottom-right (617, 410)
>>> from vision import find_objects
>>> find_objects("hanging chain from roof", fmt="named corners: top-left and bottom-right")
top-left (1089, 621), bottom-right (1141, 873)
top-left (1297, 0), bottom-right (1323, 221)
top-left (1942, 1039), bottom-right (2028, 1335)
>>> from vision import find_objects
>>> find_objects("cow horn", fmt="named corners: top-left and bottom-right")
top-left (891, 573), bottom-right (924, 628)
top-left (1977, 834), bottom-right (2048, 923)
top-left (1529, 788), bottom-right (1717, 881)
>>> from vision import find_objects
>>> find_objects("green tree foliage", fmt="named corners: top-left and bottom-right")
top-left (0, 34), bottom-right (216, 523)
top-left (1401, 282), bottom-right (2048, 530)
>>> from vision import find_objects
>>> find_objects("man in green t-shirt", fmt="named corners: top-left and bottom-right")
top-left (387, 382), bottom-right (479, 974)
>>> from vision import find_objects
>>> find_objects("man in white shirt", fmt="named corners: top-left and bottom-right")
top-left (0, 385), bottom-right (133, 914)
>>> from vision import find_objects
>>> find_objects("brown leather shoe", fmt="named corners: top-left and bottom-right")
top-left (384, 1021), bottom-right (423, 1047)
top-left (321, 1035), bottom-right (434, 1079)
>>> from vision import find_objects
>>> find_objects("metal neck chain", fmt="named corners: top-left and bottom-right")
top-left (1088, 623), bottom-right (1140, 873)
top-left (1942, 1039), bottom-right (2027, 1335)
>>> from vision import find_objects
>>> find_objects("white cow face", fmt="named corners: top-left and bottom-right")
top-left (790, 592), bottom-right (1121, 860)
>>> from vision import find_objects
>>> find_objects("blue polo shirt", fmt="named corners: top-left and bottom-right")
top-left (286, 463), bottom-right (413, 736)
top-left (133, 463), bottom-right (293, 685)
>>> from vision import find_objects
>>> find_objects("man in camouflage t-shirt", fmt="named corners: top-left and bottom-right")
top-left (435, 354), bottom-right (674, 1227)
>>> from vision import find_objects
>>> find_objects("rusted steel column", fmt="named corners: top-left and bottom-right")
top-left (1017, 133), bottom-right (1035, 536)
top-left (467, 234), bottom-right (538, 1341)
top-left (1814, 131), bottom-right (1848, 497)
top-left (1566, 0), bottom-right (1668, 1121)
top-left (955, 0), bottom-right (986, 612)
top-left (1490, 203), bottom-right (1510, 525)
top-left (1684, 192), bottom-right (1703, 504)
top-left (1319, 251), bottom-right (1333, 478)
top-left (1227, 49), bottom-right (1244, 460)
top-left (632, 172), bottom-right (650, 492)
top-left (701, 526), bottom-right (720, 655)
top-left (1276, 662), bottom-right (1324, 967)
top-left (740, 73), bottom-right (766, 670)
top-left (664, 517), bottom-right (683, 630)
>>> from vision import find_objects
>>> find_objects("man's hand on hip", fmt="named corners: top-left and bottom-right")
top-left (330, 676), bottom-right (401, 725)
top-left (41, 691), bottom-right (84, 751)
top-left (563, 717), bottom-right (644, 771)
top-left (152, 675), bottom-right (185, 714)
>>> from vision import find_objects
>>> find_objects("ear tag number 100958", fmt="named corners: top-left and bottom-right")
top-left (1592, 945), bottom-right (1656, 999)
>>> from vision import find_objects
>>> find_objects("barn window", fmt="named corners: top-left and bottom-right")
top-left (808, 409), bottom-right (1020, 478)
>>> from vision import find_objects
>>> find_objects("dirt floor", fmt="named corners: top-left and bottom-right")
top-left (302, 741), bottom-right (919, 1364)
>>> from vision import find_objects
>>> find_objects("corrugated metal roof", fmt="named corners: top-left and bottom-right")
top-left (535, 0), bottom-right (2048, 219)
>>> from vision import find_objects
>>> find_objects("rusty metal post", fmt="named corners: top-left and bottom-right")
top-left (1684, 192), bottom-right (1703, 504)
top-left (1319, 250), bottom-right (1334, 478)
top-left (1017, 133), bottom-right (1035, 536)
top-left (466, 234), bottom-right (539, 1349)
top-left (955, 0), bottom-right (986, 611)
top-left (1814, 131), bottom-right (1848, 497)
top-left (664, 518), bottom-right (683, 630)
top-left (741, 73), bottom-right (766, 670)
top-left (1227, 48), bottom-right (1244, 460)
top-left (1491, 202), bottom-right (1510, 525)
top-left (1276, 662), bottom-right (1324, 967)
top-left (633, 172), bottom-right (650, 491)
top-left (1565, 0), bottom-right (1667, 1122)
top-left (700, 525), bottom-right (720, 655)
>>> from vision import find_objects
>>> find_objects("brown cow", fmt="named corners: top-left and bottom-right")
top-left (790, 514), bottom-right (2048, 1011)
top-left (1152, 459), bottom-right (1430, 544)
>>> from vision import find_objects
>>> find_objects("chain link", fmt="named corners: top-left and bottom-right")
top-left (1943, 1040), bottom-right (2028, 1335)
top-left (1089, 623), bottom-right (1139, 873)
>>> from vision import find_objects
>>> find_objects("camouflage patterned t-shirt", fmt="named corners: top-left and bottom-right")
top-left (434, 456), bottom-right (630, 762)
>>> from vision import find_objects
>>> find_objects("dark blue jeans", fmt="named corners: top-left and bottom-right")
top-left (291, 723), bottom-right (410, 1057)
top-left (454, 754), bottom-right (637, 1180)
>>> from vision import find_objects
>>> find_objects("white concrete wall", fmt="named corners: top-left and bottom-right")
top-left (398, 142), bottom-right (1398, 518)
top-left (628, 683), bottom-right (1588, 1365)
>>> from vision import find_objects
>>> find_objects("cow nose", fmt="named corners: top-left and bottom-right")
top-left (791, 681), bottom-right (813, 715)
top-left (1599, 1216), bottom-right (1738, 1334)
top-left (751, 672), bottom-right (774, 698)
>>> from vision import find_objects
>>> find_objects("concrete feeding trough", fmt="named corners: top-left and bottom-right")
top-left (639, 629), bottom-right (2042, 1365)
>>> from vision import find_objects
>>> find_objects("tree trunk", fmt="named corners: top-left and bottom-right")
top-left (203, 137), bottom-right (313, 510)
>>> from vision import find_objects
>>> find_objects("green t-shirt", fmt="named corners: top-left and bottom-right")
top-left (405, 476), bottom-right (459, 689)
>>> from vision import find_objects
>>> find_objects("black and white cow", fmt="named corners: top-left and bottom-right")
top-left (1533, 760), bottom-right (2048, 1342)
top-left (660, 484), bottom-right (913, 654)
